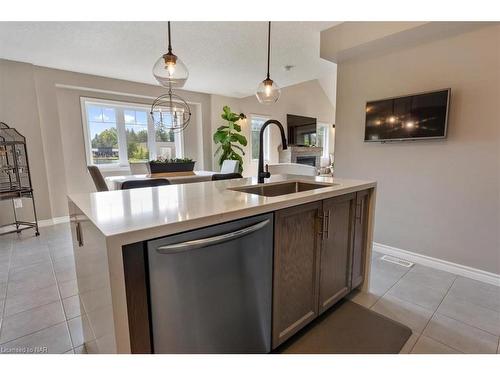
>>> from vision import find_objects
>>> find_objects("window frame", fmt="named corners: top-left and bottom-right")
top-left (317, 122), bottom-right (330, 159)
top-left (249, 114), bottom-right (271, 163)
top-left (80, 97), bottom-right (184, 170)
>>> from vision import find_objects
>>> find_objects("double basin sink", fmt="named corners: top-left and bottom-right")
top-left (229, 180), bottom-right (336, 197)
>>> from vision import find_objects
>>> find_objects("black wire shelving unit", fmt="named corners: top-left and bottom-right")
top-left (0, 122), bottom-right (39, 236)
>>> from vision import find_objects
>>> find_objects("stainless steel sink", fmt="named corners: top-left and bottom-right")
top-left (229, 181), bottom-right (335, 197)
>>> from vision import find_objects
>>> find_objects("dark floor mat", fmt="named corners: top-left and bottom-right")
top-left (276, 299), bottom-right (412, 354)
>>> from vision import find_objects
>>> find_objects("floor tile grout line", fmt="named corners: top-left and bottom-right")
top-left (0, 320), bottom-right (69, 347)
top-left (373, 261), bottom-right (453, 351)
top-left (2, 282), bottom-right (60, 318)
top-left (47, 235), bottom-right (78, 351)
top-left (421, 275), bottom-right (457, 328)
top-left (369, 260), bottom-right (419, 353)
top-left (9, 257), bottom-right (53, 275)
top-left (365, 256), bottom-right (500, 352)
top-left (431, 274), bottom-right (500, 337)
top-left (384, 275), bottom-right (452, 312)
top-left (0, 241), bottom-right (14, 338)
top-left (0, 229), bottom-right (75, 352)
top-left (389, 263), bottom-right (457, 294)
top-left (0, 231), bottom-right (68, 347)
top-left (415, 275), bottom-right (482, 354)
top-left (376, 262), bottom-right (413, 302)
top-left (404, 333), bottom-right (421, 354)
top-left (412, 334), bottom-right (466, 354)
top-left (367, 254), bottom-right (412, 311)
top-left (2, 290), bottom-right (62, 319)
top-left (443, 289), bottom-right (500, 315)
top-left (435, 309), bottom-right (500, 338)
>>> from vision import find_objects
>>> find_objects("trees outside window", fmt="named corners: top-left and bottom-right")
top-left (82, 99), bottom-right (183, 168)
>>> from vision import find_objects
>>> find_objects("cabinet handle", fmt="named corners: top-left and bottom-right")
top-left (325, 210), bottom-right (331, 239)
top-left (355, 201), bottom-right (362, 224)
top-left (76, 222), bottom-right (84, 247)
top-left (317, 211), bottom-right (324, 239)
top-left (156, 219), bottom-right (270, 254)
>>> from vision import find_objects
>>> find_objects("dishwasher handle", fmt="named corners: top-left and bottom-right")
top-left (156, 219), bottom-right (270, 254)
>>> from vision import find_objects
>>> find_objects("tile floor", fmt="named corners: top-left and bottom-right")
top-left (349, 252), bottom-right (500, 354)
top-left (0, 223), bottom-right (499, 354)
top-left (0, 224), bottom-right (85, 354)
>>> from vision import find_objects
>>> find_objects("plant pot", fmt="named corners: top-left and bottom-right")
top-left (148, 161), bottom-right (196, 174)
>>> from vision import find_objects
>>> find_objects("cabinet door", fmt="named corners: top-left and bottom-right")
top-left (318, 193), bottom-right (356, 314)
top-left (273, 201), bottom-right (322, 349)
top-left (351, 189), bottom-right (370, 289)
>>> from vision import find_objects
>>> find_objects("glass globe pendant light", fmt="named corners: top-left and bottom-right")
top-left (153, 21), bottom-right (189, 88)
top-left (256, 21), bottom-right (281, 104)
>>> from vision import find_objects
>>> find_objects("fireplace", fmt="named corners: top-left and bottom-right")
top-left (296, 156), bottom-right (317, 167)
top-left (278, 146), bottom-right (322, 170)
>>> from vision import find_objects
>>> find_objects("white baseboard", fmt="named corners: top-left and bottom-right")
top-left (38, 216), bottom-right (70, 227)
top-left (373, 242), bottom-right (500, 287)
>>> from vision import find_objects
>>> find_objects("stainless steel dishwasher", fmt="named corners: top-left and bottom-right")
top-left (147, 213), bottom-right (273, 353)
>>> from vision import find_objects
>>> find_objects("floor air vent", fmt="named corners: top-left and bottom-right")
top-left (380, 255), bottom-right (414, 268)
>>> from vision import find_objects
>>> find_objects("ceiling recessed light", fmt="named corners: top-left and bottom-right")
top-left (284, 65), bottom-right (295, 72)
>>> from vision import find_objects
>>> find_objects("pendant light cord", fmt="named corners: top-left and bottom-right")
top-left (266, 21), bottom-right (271, 80)
top-left (167, 21), bottom-right (172, 53)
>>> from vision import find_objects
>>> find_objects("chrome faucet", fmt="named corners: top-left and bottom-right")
top-left (258, 119), bottom-right (288, 183)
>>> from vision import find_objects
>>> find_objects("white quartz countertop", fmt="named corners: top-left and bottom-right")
top-left (68, 174), bottom-right (376, 242)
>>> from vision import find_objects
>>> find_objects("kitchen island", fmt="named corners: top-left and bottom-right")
top-left (67, 174), bottom-right (376, 354)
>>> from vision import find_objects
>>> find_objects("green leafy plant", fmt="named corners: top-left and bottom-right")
top-left (213, 106), bottom-right (247, 174)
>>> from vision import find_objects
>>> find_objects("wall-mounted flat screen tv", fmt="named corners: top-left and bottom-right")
top-left (287, 114), bottom-right (317, 146)
top-left (364, 89), bottom-right (450, 142)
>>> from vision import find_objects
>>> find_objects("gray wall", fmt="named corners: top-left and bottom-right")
top-left (332, 25), bottom-right (500, 274)
top-left (0, 60), bottom-right (52, 223)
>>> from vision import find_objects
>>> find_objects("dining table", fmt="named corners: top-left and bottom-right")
top-left (105, 170), bottom-right (217, 190)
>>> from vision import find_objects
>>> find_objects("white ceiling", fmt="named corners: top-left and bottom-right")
top-left (0, 21), bottom-right (339, 99)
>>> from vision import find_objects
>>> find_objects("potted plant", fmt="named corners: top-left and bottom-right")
top-left (148, 157), bottom-right (196, 174)
top-left (213, 106), bottom-right (247, 174)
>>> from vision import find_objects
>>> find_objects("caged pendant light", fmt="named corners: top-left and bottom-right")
top-left (150, 87), bottom-right (192, 133)
top-left (256, 21), bottom-right (281, 104)
top-left (153, 21), bottom-right (189, 88)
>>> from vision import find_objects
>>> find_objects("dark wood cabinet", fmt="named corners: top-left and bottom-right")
top-left (351, 189), bottom-right (370, 289)
top-left (272, 201), bottom-right (322, 349)
top-left (318, 193), bottom-right (356, 314)
top-left (272, 189), bottom-right (371, 348)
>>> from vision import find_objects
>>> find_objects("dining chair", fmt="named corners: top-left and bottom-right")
top-left (211, 173), bottom-right (243, 181)
top-left (129, 162), bottom-right (149, 175)
top-left (87, 165), bottom-right (109, 192)
top-left (121, 179), bottom-right (171, 190)
top-left (220, 160), bottom-right (240, 174)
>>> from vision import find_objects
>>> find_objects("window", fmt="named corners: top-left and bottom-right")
top-left (124, 109), bottom-right (149, 162)
top-left (81, 98), bottom-right (183, 168)
top-left (250, 116), bottom-right (270, 161)
top-left (86, 105), bottom-right (119, 165)
top-left (152, 111), bottom-right (182, 160)
top-left (317, 123), bottom-right (330, 158)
